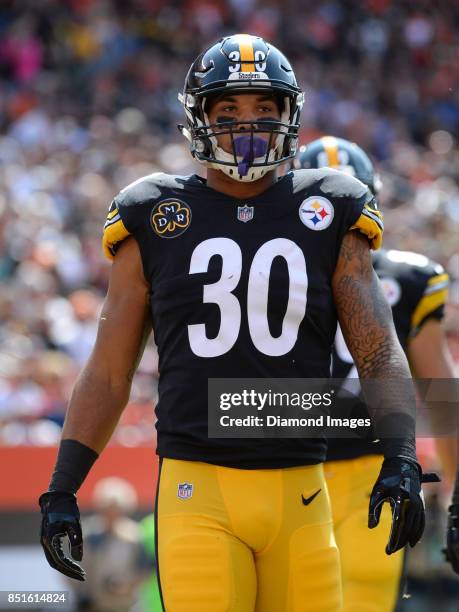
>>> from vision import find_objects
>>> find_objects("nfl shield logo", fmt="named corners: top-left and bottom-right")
top-left (177, 482), bottom-right (193, 500)
top-left (237, 205), bottom-right (254, 222)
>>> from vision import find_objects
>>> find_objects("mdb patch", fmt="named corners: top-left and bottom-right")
top-left (299, 196), bottom-right (334, 231)
top-left (151, 199), bottom-right (192, 238)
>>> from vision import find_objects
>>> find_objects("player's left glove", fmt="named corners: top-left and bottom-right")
top-left (445, 504), bottom-right (459, 574)
top-left (368, 456), bottom-right (440, 555)
top-left (39, 491), bottom-right (85, 581)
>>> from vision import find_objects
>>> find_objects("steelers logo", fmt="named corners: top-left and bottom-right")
top-left (151, 199), bottom-right (192, 238)
top-left (380, 277), bottom-right (401, 306)
top-left (299, 196), bottom-right (334, 231)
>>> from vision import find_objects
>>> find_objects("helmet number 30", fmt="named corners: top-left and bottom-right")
top-left (228, 50), bottom-right (267, 73)
top-left (188, 238), bottom-right (307, 357)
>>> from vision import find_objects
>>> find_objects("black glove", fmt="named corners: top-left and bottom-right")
top-left (368, 456), bottom-right (440, 555)
top-left (445, 504), bottom-right (459, 574)
top-left (39, 491), bottom-right (85, 581)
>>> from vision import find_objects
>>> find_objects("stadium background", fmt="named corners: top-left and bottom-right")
top-left (0, 0), bottom-right (458, 609)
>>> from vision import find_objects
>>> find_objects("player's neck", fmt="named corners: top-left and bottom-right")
top-left (206, 168), bottom-right (278, 199)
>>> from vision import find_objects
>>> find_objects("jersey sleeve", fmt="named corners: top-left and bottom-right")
top-left (102, 198), bottom-right (131, 260)
top-left (349, 197), bottom-right (384, 250)
top-left (410, 267), bottom-right (449, 334)
top-left (308, 168), bottom-right (384, 250)
top-left (101, 172), bottom-right (168, 261)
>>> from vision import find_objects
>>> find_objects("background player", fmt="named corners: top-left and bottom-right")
top-left (296, 136), bottom-right (457, 611)
top-left (445, 446), bottom-right (459, 575)
top-left (40, 36), bottom-right (428, 612)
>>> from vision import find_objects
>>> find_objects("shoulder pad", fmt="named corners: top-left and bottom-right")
top-left (102, 172), bottom-right (189, 260)
top-left (116, 172), bottom-right (169, 207)
top-left (102, 198), bottom-right (131, 260)
top-left (378, 250), bottom-right (449, 331)
top-left (383, 250), bottom-right (445, 276)
top-left (292, 168), bottom-right (383, 249)
top-left (349, 199), bottom-right (383, 250)
top-left (292, 167), bottom-right (370, 201)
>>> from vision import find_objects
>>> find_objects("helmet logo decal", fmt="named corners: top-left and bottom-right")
top-left (299, 196), bottom-right (334, 231)
top-left (151, 199), bottom-right (192, 239)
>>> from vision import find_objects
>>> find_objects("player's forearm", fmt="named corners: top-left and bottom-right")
top-left (62, 359), bottom-right (132, 454)
top-left (46, 363), bottom-right (132, 494)
top-left (333, 232), bottom-right (417, 459)
top-left (337, 277), bottom-right (417, 456)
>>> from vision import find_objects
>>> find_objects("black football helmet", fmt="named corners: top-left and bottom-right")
top-left (178, 34), bottom-right (304, 182)
top-left (294, 136), bottom-right (382, 194)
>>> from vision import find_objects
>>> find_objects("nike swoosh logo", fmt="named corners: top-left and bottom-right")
top-left (301, 489), bottom-right (321, 506)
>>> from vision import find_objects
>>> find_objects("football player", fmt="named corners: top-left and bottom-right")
top-left (40, 36), bottom-right (428, 612)
top-left (296, 136), bottom-right (457, 610)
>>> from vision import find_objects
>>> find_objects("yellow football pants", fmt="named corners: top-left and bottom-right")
top-left (325, 455), bottom-right (405, 612)
top-left (157, 458), bottom-right (342, 612)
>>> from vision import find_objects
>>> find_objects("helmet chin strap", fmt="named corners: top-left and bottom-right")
top-left (234, 136), bottom-right (268, 177)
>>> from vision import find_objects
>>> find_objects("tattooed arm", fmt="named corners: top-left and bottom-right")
top-left (332, 231), bottom-right (416, 458)
top-left (332, 231), bottom-right (432, 554)
top-left (61, 237), bottom-right (152, 453)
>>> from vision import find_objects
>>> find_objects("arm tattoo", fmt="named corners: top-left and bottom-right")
top-left (333, 231), bottom-right (417, 458)
top-left (333, 232), bottom-right (407, 379)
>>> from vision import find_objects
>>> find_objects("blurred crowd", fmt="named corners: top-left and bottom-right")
top-left (1, 0), bottom-right (459, 444)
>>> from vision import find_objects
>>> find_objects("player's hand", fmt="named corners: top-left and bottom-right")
top-left (368, 457), bottom-right (439, 555)
top-left (445, 504), bottom-right (459, 573)
top-left (39, 491), bottom-right (85, 581)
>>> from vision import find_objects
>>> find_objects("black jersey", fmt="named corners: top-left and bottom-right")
top-left (103, 169), bottom-right (382, 468)
top-left (328, 248), bottom-right (449, 462)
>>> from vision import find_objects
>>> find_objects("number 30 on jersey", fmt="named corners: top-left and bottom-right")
top-left (188, 238), bottom-right (308, 358)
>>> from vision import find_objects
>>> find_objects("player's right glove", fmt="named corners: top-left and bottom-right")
top-left (445, 504), bottom-right (459, 574)
top-left (39, 491), bottom-right (85, 581)
top-left (368, 456), bottom-right (440, 555)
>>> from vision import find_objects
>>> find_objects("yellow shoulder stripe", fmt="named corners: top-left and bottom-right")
top-left (349, 204), bottom-right (384, 250)
top-left (427, 273), bottom-right (448, 287)
top-left (411, 288), bottom-right (448, 331)
top-left (107, 208), bottom-right (119, 221)
top-left (102, 218), bottom-right (130, 261)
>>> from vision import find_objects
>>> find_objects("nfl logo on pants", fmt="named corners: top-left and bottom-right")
top-left (177, 482), bottom-right (193, 500)
top-left (237, 205), bottom-right (254, 222)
